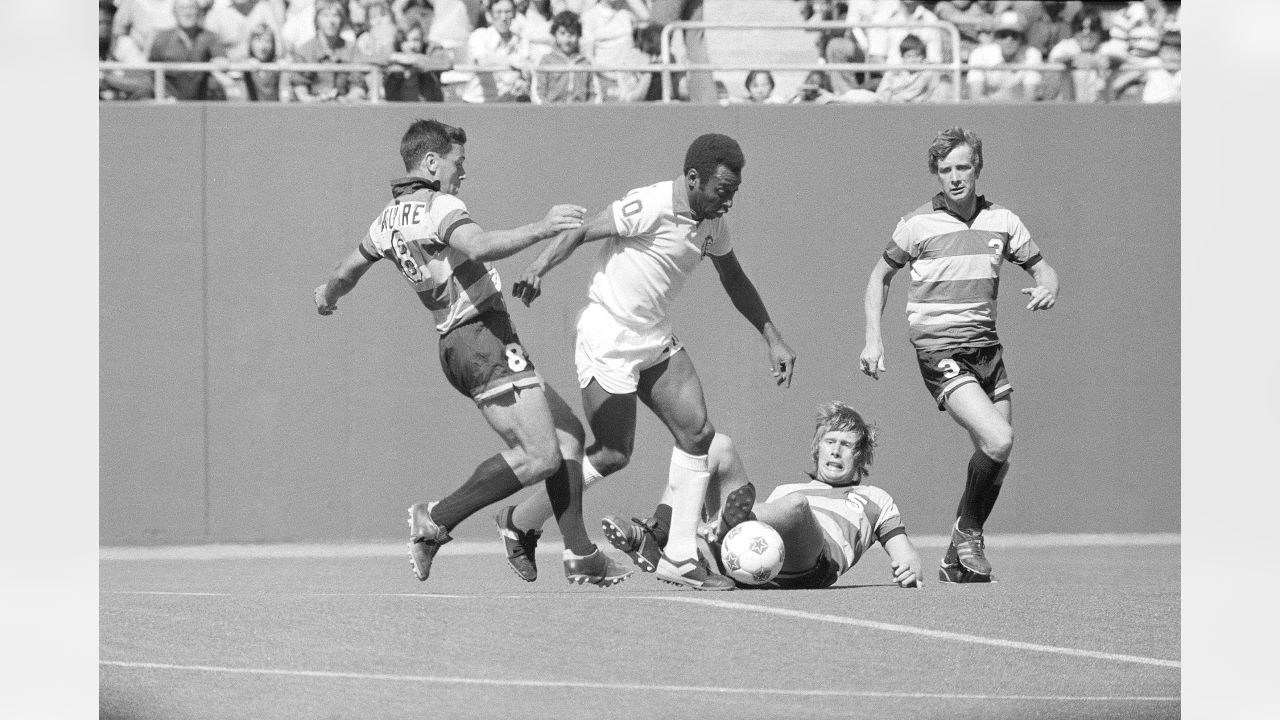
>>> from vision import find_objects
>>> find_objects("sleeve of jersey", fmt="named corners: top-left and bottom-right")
top-left (433, 194), bottom-right (476, 247)
top-left (610, 187), bottom-right (663, 239)
top-left (358, 232), bottom-right (382, 262)
top-left (865, 487), bottom-right (907, 545)
top-left (1005, 212), bottom-right (1043, 269)
top-left (882, 218), bottom-right (913, 269)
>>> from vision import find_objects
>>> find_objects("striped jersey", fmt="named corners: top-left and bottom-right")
top-left (359, 177), bottom-right (503, 336)
top-left (765, 480), bottom-right (906, 574)
top-left (883, 193), bottom-right (1043, 351)
top-left (587, 178), bottom-right (732, 327)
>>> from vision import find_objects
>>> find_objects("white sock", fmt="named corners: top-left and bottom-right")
top-left (581, 456), bottom-right (606, 490)
top-left (664, 447), bottom-right (709, 561)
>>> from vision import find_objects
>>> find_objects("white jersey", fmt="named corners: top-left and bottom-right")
top-left (586, 178), bottom-right (732, 327)
top-left (765, 481), bottom-right (905, 574)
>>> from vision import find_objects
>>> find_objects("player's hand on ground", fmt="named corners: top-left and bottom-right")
top-left (543, 204), bottom-right (586, 234)
top-left (892, 556), bottom-right (924, 588)
top-left (1020, 285), bottom-right (1056, 311)
top-left (859, 343), bottom-right (886, 379)
top-left (314, 285), bottom-right (337, 316)
top-left (511, 269), bottom-right (542, 307)
top-left (768, 340), bottom-right (797, 387)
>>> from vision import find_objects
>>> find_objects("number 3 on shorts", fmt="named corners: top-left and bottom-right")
top-left (504, 343), bottom-right (530, 372)
top-left (937, 358), bottom-right (960, 379)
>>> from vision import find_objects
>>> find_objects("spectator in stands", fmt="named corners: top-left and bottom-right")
top-left (378, 20), bottom-right (451, 100)
top-left (242, 21), bottom-right (290, 100)
top-left (290, 0), bottom-right (368, 102)
top-left (553, 0), bottom-right (596, 13)
top-left (534, 10), bottom-right (597, 103)
top-left (517, 0), bottom-right (556, 63)
top-left (1109, 22), bottom-right (1162, 103)
top-left (280, 0), bottom-right (316, 55)
top-left (966, 10), bottom-right (1042, 102)
top-left (786, 69), bottom-right (840, 104)
top-left (355, 0), bottom-right (400, 61)
top-left (636, 22), bottom-right (686, 102)
top-left (875, 33), bottom-right (949, 103)
top-left (647, 0), bottom-right (714, 104)
top-left (1140, 28), bottom-right (1179, 103)
top-left (392, 0), bottom-right (435, 35)
top-left (742, 69), bottom-right (784, 104)
top-left (933, 0), bottom-right (995, 62)
top-left (461, 0), bottom-right (532, 102)
top-left (204, 0), bottom-right (283, 59)
top-left (148, 0), bottom-right (236, 100)
top-left (112, 0), bottom-right (179, 63)
top-left (429, 0), bottom-right (477, 56)
top-left (101, 0), bottom-right (155, 100)
top-left (581, 0), bottom-right (650, 102)
top-left (1044, 9), bottom-right (1107, 102)
top-left (1019, 1), bottom-right (1081, 57)
top-left (806, 1), bottom-right (870, 93)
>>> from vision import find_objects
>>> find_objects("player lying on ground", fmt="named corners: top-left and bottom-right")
top-left (313, 118), bottom-right (631, 587)
top-left (700, 401), bottom-right (924, 589)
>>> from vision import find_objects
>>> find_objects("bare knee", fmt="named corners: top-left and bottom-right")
top-left (980, 425), bottom-right (1014, 464)
top-left (523, 442), bottom-right (564, 482)
top-left (675, 421), bottom-right (716, 457)
top-left (775, 493), bottom-right (811, 523)
top-left (588, 445), bottom-right (631, 477)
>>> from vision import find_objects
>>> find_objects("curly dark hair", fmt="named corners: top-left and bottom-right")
top-left (683, 133), bottom-right (745, 183)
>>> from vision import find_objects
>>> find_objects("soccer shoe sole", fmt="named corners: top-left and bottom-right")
top-left (938, 562), bottom-right (994, 584)
top-left (601, 515), bottom-right (660, 573)
top-left (718, 482), bottom-right (757, 540)
top-left (494, 506), bottom-right (539, 583)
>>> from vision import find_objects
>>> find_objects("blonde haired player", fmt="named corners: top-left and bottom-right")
top-left (498, 133), bottom-right (797, 590)
top-left (700, 401), bottom-right (924, 590)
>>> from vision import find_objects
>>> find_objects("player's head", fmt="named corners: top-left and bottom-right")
top-left (683, 133), bottom-right (744, 220)
top-left (928, 127), bottom-right (982, 207)
top-left (401, 119), bottom-right (468, 193)
top-left (809, 401), bottom-right (877, 486)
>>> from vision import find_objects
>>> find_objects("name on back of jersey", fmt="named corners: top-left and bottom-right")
top-left (377, 201), bottom-right (429, 232)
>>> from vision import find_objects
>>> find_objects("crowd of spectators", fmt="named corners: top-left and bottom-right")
top-left (99, 0), bottom-right (1180, 103)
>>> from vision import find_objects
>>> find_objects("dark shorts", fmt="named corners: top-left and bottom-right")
top-left (745, 551), bottom-right (840, 590)
top-left (915, 343), bottom-right (1012, 411)
top-left (438, 311), bottom-right (542, 403)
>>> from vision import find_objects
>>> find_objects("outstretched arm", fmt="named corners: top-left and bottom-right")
top-left (447, 203), bottom-right (586, 263)
top-left (314, 246), bottom-right (378, 315)
top-left (884, 533), bottom-right (924, 588)
top-left (511, 209), bottom-right (616, 306)
top-left (710, 250), bottom-right (796, 387)
top-left (1020, 258), bottom-right (1059, 311)
top-left (859, 257), bottom-right (898, 379)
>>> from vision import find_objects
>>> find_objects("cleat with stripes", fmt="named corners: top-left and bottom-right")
top-left (601, 515), bottom-right (662, 573)
top-left (407, 502), bottom-right (452, 582)
top-left (655, 552), bottom-right (735, 591)
top-left (564, 547), bottom-right (634, 587)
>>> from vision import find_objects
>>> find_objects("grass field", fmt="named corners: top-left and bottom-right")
top-left (101, 535), bottom-right (1179, 720)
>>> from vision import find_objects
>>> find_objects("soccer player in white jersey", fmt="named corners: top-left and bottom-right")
top-left (502, 133), bottom-right (797, 591)
top-left (859, 127), bottom-right (1060, 583)
top-left (700, 401), bottom-right (924, 590)
top-left (312, 118), bottom-right (632, 588)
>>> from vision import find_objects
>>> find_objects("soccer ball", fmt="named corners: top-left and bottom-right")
top-left (720, 520), bottom-right (785, 585)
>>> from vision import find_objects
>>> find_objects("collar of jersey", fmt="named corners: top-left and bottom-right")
top-left (931, 192), bottom-right (991, 223)
top-left (671, 175), bottom-right (695, 219)
top-left (391, 175), bottom-right (440, 199)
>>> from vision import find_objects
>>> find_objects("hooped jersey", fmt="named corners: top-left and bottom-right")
top-left (883, 193), bottom-right (1043, 351)
top-left (586, 178), bottom-right (732, 327)
top-left (359, 178), bottom-right (505, 336)
top-left (765, 480), bottom-right (906, 574)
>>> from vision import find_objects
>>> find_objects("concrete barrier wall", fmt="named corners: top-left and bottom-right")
top-left (100, 103), bottom-right (1179, 544)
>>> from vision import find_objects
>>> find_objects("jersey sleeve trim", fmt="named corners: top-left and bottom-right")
top-left (1016, 251), bottom-right (1043, 269)
top-left (877, 526), bottom-right (907, 546)
top-left (358, 236), bottom-right (381, 262)
top-left (883, 250), bottom-right (906, 269)
top-left (440, 217), bottom-right (476, 246)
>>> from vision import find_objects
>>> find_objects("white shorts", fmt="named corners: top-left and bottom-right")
top-left (574, 302), bottom-right (683, 394)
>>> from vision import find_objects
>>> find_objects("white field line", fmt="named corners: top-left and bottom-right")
top-left (99, 533), bottom-right (1179, 561)
top-left (98, 661), bottom-right (1178, 702)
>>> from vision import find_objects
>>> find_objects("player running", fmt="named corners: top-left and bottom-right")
top-left (499, 133), bottom-right (797, 591)
top-left (859, 127), bottom-right (1060, 583)
top-left (700, 401), bottom-right (924, 590)
top-left (313, 118), bottom-right (632, 588)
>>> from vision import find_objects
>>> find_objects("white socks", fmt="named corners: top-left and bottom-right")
top-left (663, 447), bottom-right (710, 560)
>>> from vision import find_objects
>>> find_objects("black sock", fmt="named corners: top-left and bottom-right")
top-left (431, 454), bottom-right (523, 531)
top-left (956, 450), bottom-right (1004, 533)
top-left (545, 458), bottom-right (595, 556)
top-left (978, 462), bottom-right (1008, 527)
top-left (650, 503), bottom-right (672, 548)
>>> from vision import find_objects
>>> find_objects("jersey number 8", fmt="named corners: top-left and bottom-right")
top-left (504, 343), bottom-right (530, 372)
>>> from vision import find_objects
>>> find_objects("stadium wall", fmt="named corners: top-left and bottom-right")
top-left (100, 104), bottom-right (1179, 544)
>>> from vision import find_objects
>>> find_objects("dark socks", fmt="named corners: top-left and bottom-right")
top-left (956, 450), bottom-right (1006, 533)
top-left (544, 458), bottom-right (595, 556)
top-left (431, 454), bottom-right (524, 531)
top-left (650, 503), bottom-right (672, 548)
